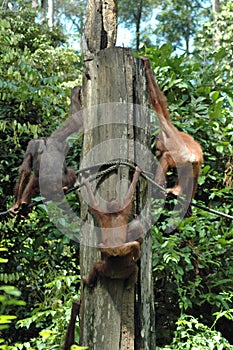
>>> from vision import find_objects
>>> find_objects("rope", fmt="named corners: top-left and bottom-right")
top-left (141, 171), bottom-right (233, 220)
top-left (1, 160), bottom-right (233, 220)
top-left (65, 163), bottom-right (122, 194)
top-left (0, 164), bottom-right (122, 217)
top-left (0, 210), bottom-right (10, 217)
top-left (75, 160), bottom-right (152, 178)
top-left (75, 161), bottom-right (233, 220)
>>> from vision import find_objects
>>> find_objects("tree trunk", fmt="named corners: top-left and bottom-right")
top-left (47, 0), bottom-right (54, 27)
top-left (79, 46), bottom-right (155, 350)
top-left (185, 17), bottom-right (190, 56)
top-left (212, 0), bottom-right (221, 48)
top-left (79, 1), bottom-right (155, 349)
top-left (212, 0), bottom-right (220, 13)
top-left (133, 56), bottom-right (155, 350)
top-left (83, 0), bottom-right (117, 58)
top-left (135, 0), bottom-right (143, 51)
top-left (2, 0), bottom-right (8, 9)
top-left (41, 0), bottom-right (47, 23)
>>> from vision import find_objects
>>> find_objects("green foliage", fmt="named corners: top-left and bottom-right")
top-left (0, 7), bottom-right (82, 349)
top-left (157, 314), bottom-right (233, 350)
top-left (0, 248), bottom-right (26, 348)
top-left (139, 43), bottom-right (233, 346)
top-left (0, 6), bottom-right (67, 52)
top-left (15, 273), bottom-right (80, 349)
top-left (195, 2), bottom-right (233, 63)
top-left (0, 12), bottom-right (82, 202)
top-left (0, 208), bottom-right (81, 348)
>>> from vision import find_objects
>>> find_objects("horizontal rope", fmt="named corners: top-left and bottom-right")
top-left (1, 160), bottom-right (233, 220)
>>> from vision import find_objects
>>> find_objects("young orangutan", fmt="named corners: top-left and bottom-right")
top-left (141, 57), bottom-right (203, 215)
top-left (82, 167), bottom-right (144, 289)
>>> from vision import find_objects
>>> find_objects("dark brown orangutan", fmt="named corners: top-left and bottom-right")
top-left (51, 85), bottom-right (83, 141)
top-left (8, 86), bottom-right (83, 217)
top-left (141, 57), bottom-right (203, 215)
top-left (63, 300), bottom-right (80, 350)
top-left (82, 167), bottom-right (144, 289)
top-left (8, 138), bottom-right (76, 216)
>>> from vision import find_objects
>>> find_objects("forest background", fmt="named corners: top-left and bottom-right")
top-left (0, 0), bottom-right (233, 349)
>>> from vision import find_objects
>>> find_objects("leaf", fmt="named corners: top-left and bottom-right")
top-left (34, 236), bottom-right (45, 249)
top-left (216, 145), bottom-right (224, 153)
top-left (0, 286), bottom-right (21, 297)
top-left (210, 91), bottom-right (219, 101)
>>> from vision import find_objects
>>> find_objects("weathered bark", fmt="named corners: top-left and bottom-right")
top-left (83, 0), bottom-right (117, 58)
top-left (79, 46), bottom-right (155, 350)
top-left (79, 1), bottom-right (155, 349)
top-left (134, 59), bottom-right (156, 350)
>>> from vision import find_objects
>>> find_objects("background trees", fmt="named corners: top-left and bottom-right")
top-left (155, 0), bottom-right (210, 55)
top-left (118, 0), bottom-right (156, 50)
top-left (0, 3), bottom-right (82, 348)
top-left (0, 0), bottom-right (233, 349)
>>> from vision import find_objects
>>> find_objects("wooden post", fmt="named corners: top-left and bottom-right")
top-left (79, 1), bottom-right (155, 349)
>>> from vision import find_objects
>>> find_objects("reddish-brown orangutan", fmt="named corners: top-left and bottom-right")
top-left (82, 167), bottom-right (144, 289)
top-left (141, 57), bottom-right (203, 214)
top-left (8, 86), bottom-right (82, 217)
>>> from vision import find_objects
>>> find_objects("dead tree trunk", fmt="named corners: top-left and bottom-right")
top-left (79, 1), bottom-right (155, 349)
top-left (82, 0), bottom-right (117, 58)
top-left (79, 46), bottom-right (155, 350)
